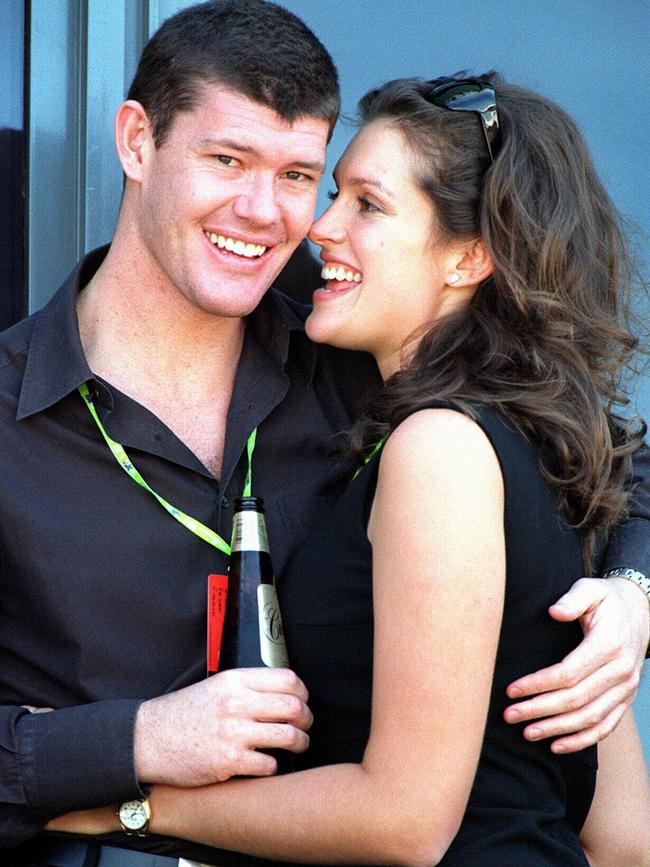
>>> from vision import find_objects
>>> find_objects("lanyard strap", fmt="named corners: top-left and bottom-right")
top-left (352, 436), bottom-right (387, 480)
top-left (78, 382), bottom-right (257, 556)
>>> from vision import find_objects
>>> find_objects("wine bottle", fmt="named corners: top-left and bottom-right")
top-left (219, 496), bottom-right (289, 669)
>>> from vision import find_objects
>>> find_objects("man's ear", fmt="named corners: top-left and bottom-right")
top-left (453, 238), bottom-right (494, 288)
top-left (114, 100), bottom-right (153, 183)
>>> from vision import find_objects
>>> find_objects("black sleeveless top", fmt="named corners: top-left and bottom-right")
top-left (279, 403), bottom-right (596, 865)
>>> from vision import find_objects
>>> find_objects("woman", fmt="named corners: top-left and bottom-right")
top-left (48, 74), bottom-right (650, 864)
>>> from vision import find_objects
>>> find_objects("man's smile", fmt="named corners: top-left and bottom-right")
top-left (204, 230), bottom-right (268, 259)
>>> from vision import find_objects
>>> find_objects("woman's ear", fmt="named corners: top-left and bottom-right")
top-left (452, 238), bottom-right (494, 288)
top-left (114, 100), bottom-right (153, 183)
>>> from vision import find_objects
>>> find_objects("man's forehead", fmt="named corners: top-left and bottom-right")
top-left (187, 82), bottom-right (330, 144)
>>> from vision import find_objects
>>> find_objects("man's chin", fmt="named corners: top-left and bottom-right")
top-left (190, 279), bottom-right (273, 319)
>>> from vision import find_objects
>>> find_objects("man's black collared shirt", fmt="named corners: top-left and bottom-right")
top-left (0, 248), bottom-right (378, 862)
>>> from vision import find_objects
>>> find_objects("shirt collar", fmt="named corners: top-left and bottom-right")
top-left (250, 287), bottom-right (317, 386)
top-left (17, 245), bottom-right (317, 420)
top-left (16, 248), bottom-right (106, 420)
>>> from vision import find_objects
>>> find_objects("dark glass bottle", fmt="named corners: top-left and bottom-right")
top-left (219, 496), bottom-right (289, 670)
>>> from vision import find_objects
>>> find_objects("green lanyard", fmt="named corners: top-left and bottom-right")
top-left (78, 382), bottom-right (257, 556)
top-left (352, 436), bottom-right (387, 480)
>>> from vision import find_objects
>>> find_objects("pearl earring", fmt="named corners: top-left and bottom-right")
top-left (447, 273), bottom-right (460, 285)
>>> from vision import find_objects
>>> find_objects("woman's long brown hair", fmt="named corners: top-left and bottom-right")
top-left (350, 74), bottom-right (646, 571)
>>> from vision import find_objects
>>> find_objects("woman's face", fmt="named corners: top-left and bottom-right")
top-left (306, 120), bottom-right (469, 378)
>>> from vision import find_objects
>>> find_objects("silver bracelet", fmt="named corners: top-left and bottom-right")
top-left (602, 567), bottom-right (650, 602)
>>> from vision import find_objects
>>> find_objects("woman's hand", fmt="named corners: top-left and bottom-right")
top-left (504, 576), bottom-right (649, 752)
top-left (45, 805), bottom-right (119, 835)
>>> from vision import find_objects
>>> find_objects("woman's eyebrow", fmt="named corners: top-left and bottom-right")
top-left (344, 174), bottom-right (396, 198)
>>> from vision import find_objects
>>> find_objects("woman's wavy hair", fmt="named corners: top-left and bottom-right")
top-left (351, 73), bottom-right (646, 570)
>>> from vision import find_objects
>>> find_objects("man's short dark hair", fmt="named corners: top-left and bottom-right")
top-left (127, 0), bottom-right (340, 146)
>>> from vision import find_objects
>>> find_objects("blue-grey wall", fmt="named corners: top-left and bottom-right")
top-left (0, 1), bottom-right (23, 129)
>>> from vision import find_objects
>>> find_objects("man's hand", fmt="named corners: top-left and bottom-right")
top-left (504, 577), bottom-right (649, 753)
top-left (134, 667), bottom-right (313, 786)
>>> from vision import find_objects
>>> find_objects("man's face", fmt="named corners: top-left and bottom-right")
top-left (134, 84), bottom-right (329, 319)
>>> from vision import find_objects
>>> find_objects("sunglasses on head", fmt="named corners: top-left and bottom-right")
top-left (425, 78), bottom-right (501, 163)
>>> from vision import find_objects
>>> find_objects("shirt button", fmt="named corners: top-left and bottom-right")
top-left (220, 496), bottom-right (230, 510)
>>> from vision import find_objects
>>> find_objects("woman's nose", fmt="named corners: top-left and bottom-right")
top-left (309, 200), bottom-right (346, 246)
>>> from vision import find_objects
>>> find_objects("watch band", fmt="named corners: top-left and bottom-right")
top-left (603, 568), bottom-right (650, 659)
top-left (602, 567), bottom-right (650, 602)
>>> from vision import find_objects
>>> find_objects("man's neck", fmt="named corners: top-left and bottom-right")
top-left (77, 246), bottom-right (247, 477)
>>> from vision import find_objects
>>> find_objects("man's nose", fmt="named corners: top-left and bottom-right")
top-left (232, 175), bottom-right (280, 226)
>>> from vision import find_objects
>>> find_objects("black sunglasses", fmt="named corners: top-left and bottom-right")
top-left (426, 78), bottom-right (501, 163)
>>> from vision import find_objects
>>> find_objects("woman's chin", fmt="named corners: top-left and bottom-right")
top-left (305, 316), bottom-right (360, 355)
top-left (305, 312), bottom-right (340, 347)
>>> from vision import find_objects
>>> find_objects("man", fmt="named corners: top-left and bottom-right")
top-left (1, 2), bottom-right (648, 865)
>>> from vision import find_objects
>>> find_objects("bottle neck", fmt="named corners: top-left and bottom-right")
top-left (231, 510), bottom-right (270, 554)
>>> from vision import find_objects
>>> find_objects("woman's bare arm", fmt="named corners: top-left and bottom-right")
top-left (580, 708), bottom-right (650, 867)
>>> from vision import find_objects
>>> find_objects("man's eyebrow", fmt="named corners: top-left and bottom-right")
top-left (197, 137), bottom-right (258, 153)
top-left (197, 138), bottom-right (325, 172)
top-left (290, 160), bottom-right (326, 173)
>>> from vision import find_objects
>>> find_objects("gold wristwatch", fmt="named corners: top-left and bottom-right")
top-left (117, 798), bottom-right (151, 836)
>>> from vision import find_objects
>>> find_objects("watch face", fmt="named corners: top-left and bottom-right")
top-left (119, 800), bottom-right (148, 830)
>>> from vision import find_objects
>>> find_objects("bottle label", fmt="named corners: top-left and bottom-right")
top-left (257, 584), bottom-right (289, 668)
top-left (232, 512), bottom-right (270, 553)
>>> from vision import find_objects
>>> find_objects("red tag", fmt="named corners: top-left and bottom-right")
top-left (207, 574), bottom-right (228, 675)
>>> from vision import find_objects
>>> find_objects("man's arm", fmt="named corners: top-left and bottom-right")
top-left (504, 442), bottom-right (650, 752)
top-left (0, 669), bottom-right (312, 847)
top-left (0, 701), bottom-right (142, 847)
top-left (602, 432), bottom-right (650, 573)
